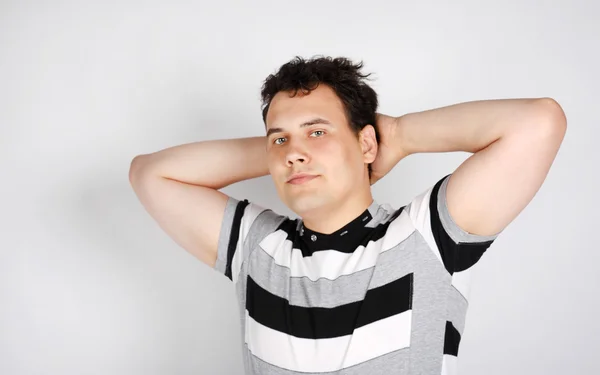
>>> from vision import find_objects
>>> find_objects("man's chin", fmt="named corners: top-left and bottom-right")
top-left (285, 195), bottom-right (331, 217)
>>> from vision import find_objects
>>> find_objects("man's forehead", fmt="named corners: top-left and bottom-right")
top-left (267, 102), bottom-right (346, 131)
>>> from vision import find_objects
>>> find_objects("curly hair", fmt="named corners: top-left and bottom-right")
top-left (260, 55), bottom-right (380, 177)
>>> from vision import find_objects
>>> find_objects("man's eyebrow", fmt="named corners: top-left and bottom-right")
top-left (266, 118), bottom-right (333, 138)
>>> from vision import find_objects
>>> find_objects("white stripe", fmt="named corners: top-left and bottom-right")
top-left (451, 268), bottom-right (472, 301)
top-left (245, 310), bottom-right (412, 372)
top-left (409, 183), bottom-right (474, 301)
top-left (441, 354), bottom-right (458, 375)
top-left (231, 203), bottom-right (266, 284)
top-left (381, 208), bottom-right (417, 252)
top-left (407, 187), bottom-right (445, 265)
top-left (258, 209), bottom-right (416, 281)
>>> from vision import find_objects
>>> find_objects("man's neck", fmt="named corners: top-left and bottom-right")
top-left (300, 192), bottom-right (374, 235)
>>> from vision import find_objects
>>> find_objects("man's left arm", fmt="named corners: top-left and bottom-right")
top-left (385, 97), bottom-right (567, 237)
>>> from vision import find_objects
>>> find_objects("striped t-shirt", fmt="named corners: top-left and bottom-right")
top-left (213, 174), bottom-right (500, 375)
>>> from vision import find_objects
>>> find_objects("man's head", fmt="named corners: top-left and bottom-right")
top-left (260, 56), bottom-right (380, 219)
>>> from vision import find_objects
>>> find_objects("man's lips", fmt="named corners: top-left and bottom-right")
top-left (287, 174), bottom-right (319, 185)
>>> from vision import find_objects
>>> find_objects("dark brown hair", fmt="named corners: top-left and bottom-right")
top-left (260, 55), bottom-right (380, 177)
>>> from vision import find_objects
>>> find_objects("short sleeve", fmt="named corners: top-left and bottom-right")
top-left (407, 174), bottom-right (501, 276)
top-left (213, 197), bottom-right (287, 283)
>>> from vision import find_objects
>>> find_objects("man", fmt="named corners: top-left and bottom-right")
top-left (129, 56), bottom-right (566, 374)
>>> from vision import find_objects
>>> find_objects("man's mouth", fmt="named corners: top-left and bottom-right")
top-left (287, 175), bottom-right (319, 185)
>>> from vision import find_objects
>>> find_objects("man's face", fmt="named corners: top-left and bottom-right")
top-left (265, 84), bottom-right (374, 217)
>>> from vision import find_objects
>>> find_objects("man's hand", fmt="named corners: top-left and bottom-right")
top-left (369, 113), bottom-right (409, 185)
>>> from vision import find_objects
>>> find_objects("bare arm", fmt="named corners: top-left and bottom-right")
top-left (129, 136), bottom-right (269, 267)
top-left (386, 97), bottom-right (566, 236)
top-left (130, 136), bottom-right (269, 189)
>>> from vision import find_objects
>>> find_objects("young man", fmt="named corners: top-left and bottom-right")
top-left (129, 56), bottom-right (566, 374)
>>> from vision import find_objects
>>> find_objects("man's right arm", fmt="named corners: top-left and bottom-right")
top-left (128, 136), bottom-right (269, 268)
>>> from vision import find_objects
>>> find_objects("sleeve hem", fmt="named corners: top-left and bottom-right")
top-left (214, 196), bottom-right (241, 277)
top-left (437, 174), bottom-right (501, 244)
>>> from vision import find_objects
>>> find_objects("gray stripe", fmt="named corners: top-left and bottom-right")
top-left (437, 174), bottom-right (501, 243)
top-left (214, 196), bottom-right (241, 275)
top-left (404, 230), bottom-right (450, 374)
top-left (446, 285), bottom-right (469, 335)
top-left (248, 229), bottom-right (420, 308)
top-left (365, 200), bottom-right (396, 227)
top-left (244, 209), bottom-right (287, 263)
top-left (244, 345), bottom-right (411, 375)
top-left (250, 245), bottom-right (375, 307)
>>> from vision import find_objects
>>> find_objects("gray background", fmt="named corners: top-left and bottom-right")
top-left (1, 1), bottom-right (598, 374)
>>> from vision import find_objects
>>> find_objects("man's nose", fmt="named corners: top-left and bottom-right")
top-left (285, 141), bottom-right (309, 166)
top-left (286, 155), bottom-right (306, 166)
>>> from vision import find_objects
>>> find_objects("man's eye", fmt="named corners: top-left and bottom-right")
top-left (273, 131), bottom-right (322, 145)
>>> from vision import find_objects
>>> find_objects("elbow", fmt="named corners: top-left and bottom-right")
top-left (533, 97), bottom-right (567, 135)
top-left (129, 154), bottom-right (150, 183)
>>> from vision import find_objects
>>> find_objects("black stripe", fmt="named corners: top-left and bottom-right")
top-left (429, 175), bottom-right (494, 275)
top-left (454, 241), bottom-right (493, 273)
top-left (275, 206), bottom-right (405, 256)
top-left (246, 273), bottom-right (413, 339)
top-left (224, 199), bottom-right (250, 281)
top-left (443, 321), bottom-right (461, 356)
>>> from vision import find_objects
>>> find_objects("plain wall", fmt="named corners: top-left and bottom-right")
top-left (1, 0), bottom-right (598, 374)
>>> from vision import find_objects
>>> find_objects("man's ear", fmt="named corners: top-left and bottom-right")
top-left (359, 125), bottom-right (378, 164)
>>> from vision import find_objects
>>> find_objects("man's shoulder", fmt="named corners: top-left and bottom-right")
top-left (225, 196), bottom-right (292, 237)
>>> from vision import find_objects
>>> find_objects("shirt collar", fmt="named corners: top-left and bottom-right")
top-left (296, 200), bottom-right (380, 251)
